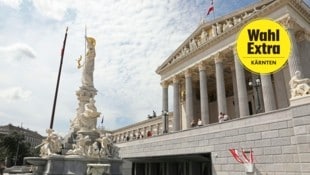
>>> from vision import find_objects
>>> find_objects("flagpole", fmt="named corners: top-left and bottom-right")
top-left (212, 0), bottom-right (215, 20)
top-left (49, 27), bottom-right (68, 129)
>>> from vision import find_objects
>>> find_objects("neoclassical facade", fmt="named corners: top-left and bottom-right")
top-left (115, 1), bottom-right (310, 175)
top-left (156, 0), bottom-right (310, 131)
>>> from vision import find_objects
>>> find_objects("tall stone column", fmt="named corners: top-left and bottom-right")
top-left (199, 63), bottom-right (210, 125)
top-left (279, 16), bottom-right (302, 77)
top-left (230, 66), bottom-right (239, 118)
top-left (260, 74), bottom-right (276, 112)
top-left (173, 77), bottom-right (181, 131)
top-left (215, 54), bottom-right (227, 115)
top-left (185, 70), bottom-right (194, 128)
top-left (233, 47), bottom-right (249, 117)
top-left (161, 81), bottom-right (169, 112)
top-left (161, 81), bottom-right (169, 133)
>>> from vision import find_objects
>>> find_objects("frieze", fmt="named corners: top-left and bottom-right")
top-left (156, 0), bottom-right (277, 74)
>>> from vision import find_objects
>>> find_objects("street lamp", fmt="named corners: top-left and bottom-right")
top-left (249, 78), bottom-right (261, 113)
top-left (162, 111), bottom-right (169, 134)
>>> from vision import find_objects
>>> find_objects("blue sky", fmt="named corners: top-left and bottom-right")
top-left (0, 0), bottom-right (309, 136)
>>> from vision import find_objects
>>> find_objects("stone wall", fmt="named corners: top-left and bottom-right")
top-left (116, 98), bottom-right (310, 175)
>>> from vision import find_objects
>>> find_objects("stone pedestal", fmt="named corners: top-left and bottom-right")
top-left (290, 95), bottom-right (310, 106)
top-left (77, 130), bottom-right (100, 143)
top-left (24, 157), bottom-right (47, 175)
top-left (87, 163), bottom-right (110, 175)
top-left (25, 155), bottom-right (122, 175)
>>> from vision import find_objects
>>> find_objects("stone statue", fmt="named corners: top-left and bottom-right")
top-left (212, 24), bottom-right (217, 37)
top-left (72, 98), bottom-right (101, 132)
top-left (87, 141), bottom-right (100, 158)
top-left (200, 29), bottom-right (208, 44)
top-left (97, 135), bottom-right (111, 157)
top-left (226, 19), bottom-right (233, 28)
top-left (189, 39), bottom-right (197, 52)
top-left (97, 134), bottom-right (120, 159)
top-left (82, 37), bottom-right (96, 87)
top-left (36, 129), bottom-right (62, 157)
top-left (84, 98), bottom-right (101, 118)
top-left (233, 16), bottom-right (241, 25)
top-left (67, 134), bottom-right (91, 156)
top-left (289, 71), bottom-right (310, 98)
top-left (216, 23), bottom-right (222, 35)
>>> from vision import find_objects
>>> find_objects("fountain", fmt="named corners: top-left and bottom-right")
top-left (25, 36), bottom-right (122, 175)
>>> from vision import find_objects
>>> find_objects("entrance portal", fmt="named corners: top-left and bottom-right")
top-left (129, 153), bottom-right (212, 175)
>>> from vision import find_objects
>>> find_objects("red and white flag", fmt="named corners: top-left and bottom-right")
top-left (229, 149), bottom-right (244, 164)
top-left (229, 148), bottom-right (254, 164)
top-left (241, 148), bottom-right (254, 163)
top-left (206, 0), bottom-right (214, 16)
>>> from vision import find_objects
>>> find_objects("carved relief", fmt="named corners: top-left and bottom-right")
top-left (200, 29), bottom-right (208, 44)
top-left (289, 71), bottom-right (310, 98)
top-left (216, 23), bottom-right (223, 35)
top-left (189, 39), bottom-right (198, 52)
top-left (278, 16), bottom-right (297, 30)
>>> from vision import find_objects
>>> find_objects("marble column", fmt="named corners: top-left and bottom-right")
top-left (161, 81), bottom-right (169, 133)
top-left (261, 74), bottom-right (276, 112)
top-left (161, 81), bottom-right (169, 112)
top-left (215, 54), bottom-right (227, 115)
top-left (199, 63), bottom-right (210, 125)
top-left (233, 47), bottom-right (249, 117)
top-left (230, 66), bottom-right (239, 118)
top-left (185, 70), bottom-right (194, 128)
top-left (157, 123), bottom-right (160, 135)
top-left (280, 16), bottom-right (302, 77)
top-left (173, 77), bottom-right (181, 131)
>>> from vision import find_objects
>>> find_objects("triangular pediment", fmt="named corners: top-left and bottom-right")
top-left (156, 0), bottom-right (310, 75)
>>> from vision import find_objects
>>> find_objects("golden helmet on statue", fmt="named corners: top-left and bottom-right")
top-left (86, 37), bottom-right (96, 47)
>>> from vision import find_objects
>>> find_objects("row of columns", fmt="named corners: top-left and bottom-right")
top-left (162, 47), bottom-right (252, 131)
top-left (160, 16), bottom-right (305, 132)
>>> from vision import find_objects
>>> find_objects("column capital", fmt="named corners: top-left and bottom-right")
top-left (278, 16), bottom-right (297, 30)
top-left (295, 30), bottom-right (305, 42)
top-left (229, 45), bottom-right (238, 55)
top-left (173, 76), bottom-right (180, 83)
top-left (295, 30), bottom-right (310, 42)
top-left (185, 69), bottom-right (193, 77)
top-left (160, 81), bottom-right (169, 88)
top-left (214, 52), bottom-right (224, 63)
top-left (198, 62), bottom-right (207, 71)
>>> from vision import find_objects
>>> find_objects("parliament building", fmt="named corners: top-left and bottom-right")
top-left (112, 0), bottom-right (310, 174)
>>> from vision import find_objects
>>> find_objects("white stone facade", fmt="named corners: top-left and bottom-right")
top-left (114, 0), bottom-right (310, 174)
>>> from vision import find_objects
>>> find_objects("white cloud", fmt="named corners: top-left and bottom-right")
top-left (31, 0), bottom-right (73, 21)
top-left (0, 0), bottom-right (21, 9)
top-left (0, 87), bottom-right (32, 102)
top-left (0, 43), bottom-right (36, 61)
top-left (0, 0), bottom-right (263, 135)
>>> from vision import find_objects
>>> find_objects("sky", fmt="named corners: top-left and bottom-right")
top-left (0, 0), bottom-right (309, 136)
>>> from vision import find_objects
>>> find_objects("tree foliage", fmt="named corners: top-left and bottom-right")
top-left (0, 131), bottom-right (34, 166)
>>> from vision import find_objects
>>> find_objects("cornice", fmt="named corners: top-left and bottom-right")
top-left (156, 0), bottom-right (310, 76)
top-left (156, 0), bottom-right (277, 74)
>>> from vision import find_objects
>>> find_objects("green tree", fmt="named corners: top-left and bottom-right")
top-left (0, 131), bottom-right (32, 166)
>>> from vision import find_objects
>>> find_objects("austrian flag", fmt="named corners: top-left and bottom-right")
top-left (206, 0), bottom-right (214, 16)
top-left (229, 148), bottom-right (254, 164)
